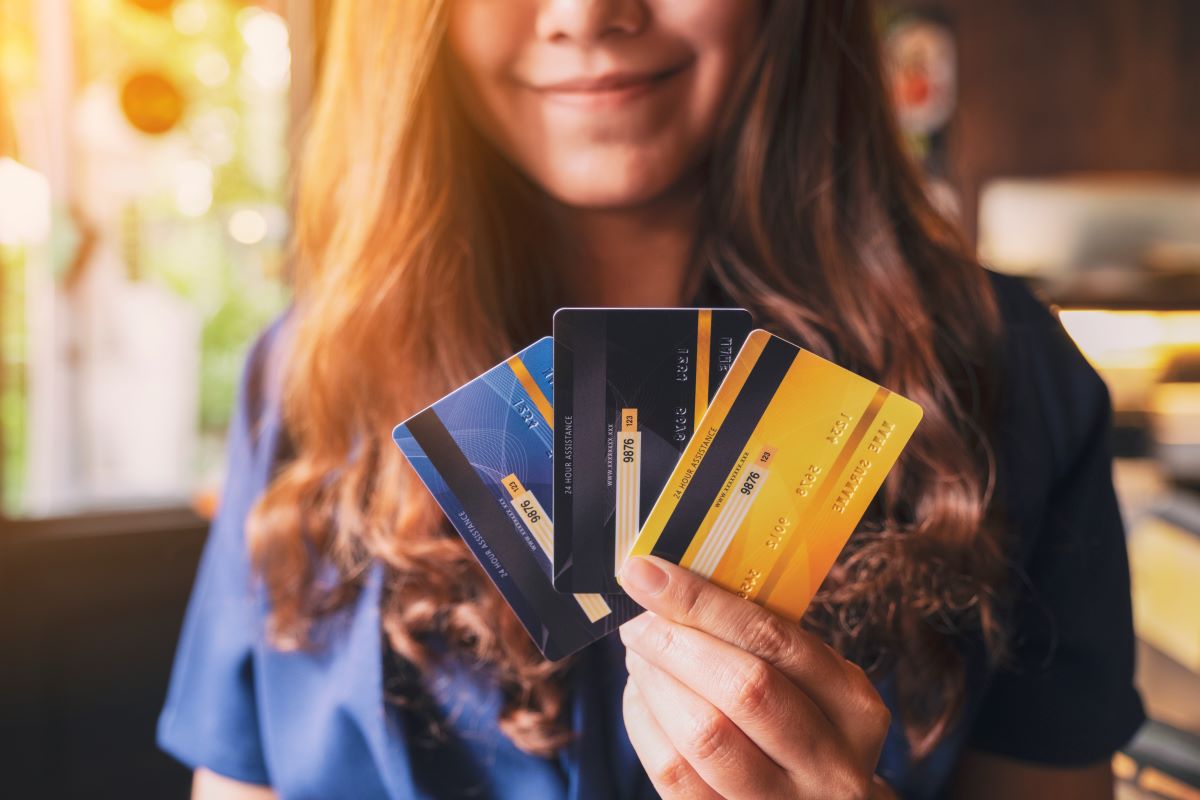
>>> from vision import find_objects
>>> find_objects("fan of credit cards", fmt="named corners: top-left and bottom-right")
top-left (393, 309), bottom-right (922, 660)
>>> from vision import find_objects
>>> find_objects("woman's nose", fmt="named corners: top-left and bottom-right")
top-left (535, 0), bottom-right (648, 44)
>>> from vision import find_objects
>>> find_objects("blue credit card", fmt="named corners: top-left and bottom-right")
top-left (392, 337), bottom-right (640, 660)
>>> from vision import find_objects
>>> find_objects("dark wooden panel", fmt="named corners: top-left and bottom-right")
top-left (889, 0), bottom-right (1200, 239)
top-left (0, 514), bottom-right (208, 799)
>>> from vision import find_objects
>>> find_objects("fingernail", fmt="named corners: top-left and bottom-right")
top-left (621, 557), bottom-right (668, 596)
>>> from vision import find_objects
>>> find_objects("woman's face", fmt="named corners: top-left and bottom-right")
top-left (447, 0), bottom-right (762, 209)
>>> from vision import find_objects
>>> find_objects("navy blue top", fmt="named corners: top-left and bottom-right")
top-left (158, 273), bottom-right (1144, 798)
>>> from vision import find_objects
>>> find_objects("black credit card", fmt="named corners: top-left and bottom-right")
top-left (553, 308), bottom-right (754, 593)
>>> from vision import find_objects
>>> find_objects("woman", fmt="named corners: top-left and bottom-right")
top-left (158, 1), bottom-right (1144, 797)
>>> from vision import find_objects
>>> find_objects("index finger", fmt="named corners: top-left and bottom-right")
top-left (619, 555), bottom-right (832, 668)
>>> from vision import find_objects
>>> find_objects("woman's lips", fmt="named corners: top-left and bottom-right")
top-left (530, 64), bottom-right (688, 109)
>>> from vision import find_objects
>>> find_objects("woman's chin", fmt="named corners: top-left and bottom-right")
top-left (534, 162), bottom-right (686, 212)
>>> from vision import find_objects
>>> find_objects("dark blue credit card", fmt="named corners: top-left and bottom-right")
top-left (392, 337), bottom-right (640, 660)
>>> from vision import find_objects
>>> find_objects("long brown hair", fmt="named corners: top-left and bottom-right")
top-left (250, 0), bottom-right (1005, 760)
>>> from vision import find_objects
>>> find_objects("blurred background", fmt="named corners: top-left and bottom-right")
top-left (0, 0), bottom-right (1197, 797)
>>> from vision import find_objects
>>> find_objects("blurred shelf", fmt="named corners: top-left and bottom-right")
top-left (1138, 641), bottom-right (1200, 740)
top-left (1049, 282), bottom-right (1200, 312)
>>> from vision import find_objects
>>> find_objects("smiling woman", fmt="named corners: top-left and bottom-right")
top-left (158, 1), bottom-right (1144, 798)
top-left (446, 1), bottom-right (756, 208)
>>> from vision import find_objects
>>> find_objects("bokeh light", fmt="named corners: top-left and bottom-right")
top-left (0, 158), bottom-right (51, 246)
top-left (227, 208), bottom-right (268, 245)
top-left (238, 8), bottom-right (291, 91)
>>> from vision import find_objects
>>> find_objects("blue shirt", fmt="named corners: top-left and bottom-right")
top-left (158, 274), bottom-right (1144, 798)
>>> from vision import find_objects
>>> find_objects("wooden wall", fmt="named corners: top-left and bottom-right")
top-left (0, 511), bottom-right (208, 798)
top-left (889, 0), bottom-right (1200, 239)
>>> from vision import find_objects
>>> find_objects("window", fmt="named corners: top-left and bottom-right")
top-left (0, 0), bottom-right (299, 518)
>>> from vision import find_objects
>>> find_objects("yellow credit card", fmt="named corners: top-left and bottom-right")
top-left (625, 330), bottom-right (923, 621)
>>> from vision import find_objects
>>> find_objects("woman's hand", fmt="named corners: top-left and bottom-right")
top-left (619, 555), bottom-right (896, 800)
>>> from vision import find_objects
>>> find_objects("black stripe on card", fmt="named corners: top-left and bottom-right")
top-left (406, 408), bottom-right (591, 661)
top-left (552, 317), bottom-right (576, 589)
top-left (709, 310), bottom-right (754, 402)
top-left (651, 335), bottom-right (797, 563)
top-left (557, 311), bottom-right (608, 590)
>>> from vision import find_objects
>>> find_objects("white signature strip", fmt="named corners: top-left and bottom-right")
top-left (507, 489), bottom-right (612, 622)
top-left (690, 464), bottom-right (770, 579)
top-left (615, 431), bottom-right (641, 576)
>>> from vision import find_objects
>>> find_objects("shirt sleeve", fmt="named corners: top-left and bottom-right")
top-left (156, 327), bottom-right (282, 786)
top-left (967, 289), bottom-right (1146, 764)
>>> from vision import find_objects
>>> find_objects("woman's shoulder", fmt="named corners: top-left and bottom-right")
top-left (966, 276), bottom-right (1145, 767)
top-left (987, 269), bottom-right (1084, 345)
top-left (237, 309), bottom-right (295, 445)
top-left (985, 270), bottom-right (1112, 478)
